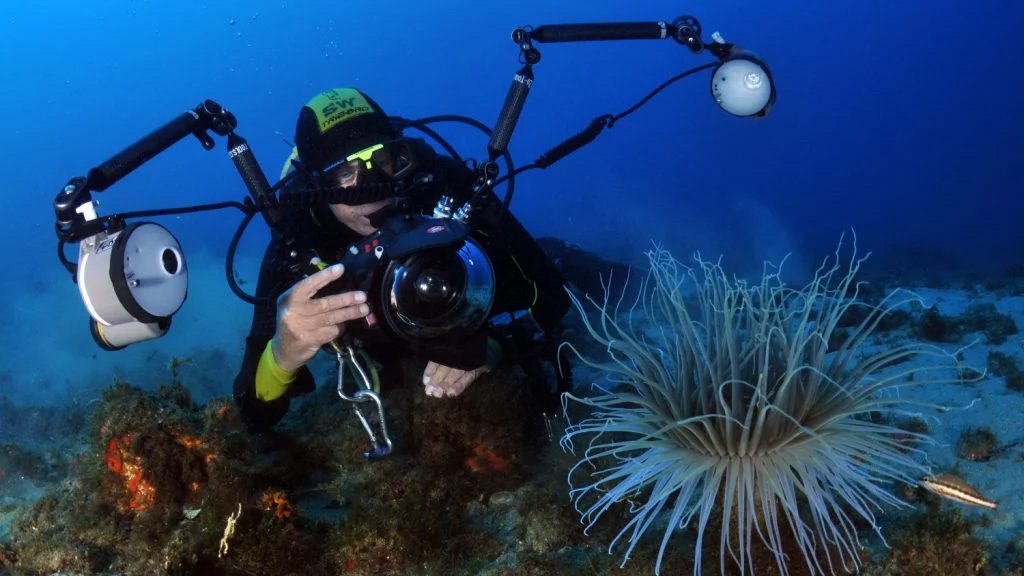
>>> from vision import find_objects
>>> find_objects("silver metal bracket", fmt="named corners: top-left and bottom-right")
top-left (336, 344), bottom-right (393, 459)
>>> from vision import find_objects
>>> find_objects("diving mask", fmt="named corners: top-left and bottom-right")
top-left (322, 140), bottom-right (418, 185)
top-left (309, 139), bottom-right (422, 206)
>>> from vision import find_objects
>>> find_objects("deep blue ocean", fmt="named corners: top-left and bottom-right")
top-left (1, 1), bottom-right (1021, 405)
top-left (0, 1), bottom-right (1022, 573)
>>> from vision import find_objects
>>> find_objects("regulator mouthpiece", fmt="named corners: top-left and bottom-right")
top-left (711, 54), bottom-right (775, 117)
top-left (77, 222), bottom-right (188, 349)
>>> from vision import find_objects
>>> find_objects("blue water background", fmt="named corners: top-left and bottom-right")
top-left (1, 0), bottom-right (1021, 405)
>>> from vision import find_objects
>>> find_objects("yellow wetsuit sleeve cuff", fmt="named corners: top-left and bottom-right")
top-left (255, 340), bottom-right (297, 402)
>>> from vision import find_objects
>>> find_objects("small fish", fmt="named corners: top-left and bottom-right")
top-left (920, 473), bottom-right (997, 509)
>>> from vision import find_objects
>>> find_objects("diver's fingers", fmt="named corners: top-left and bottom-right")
top-left (423, 361), bottom-right (439, 381)
top-left (428, 364), bottom-right (453, 388)
top-left (293, 264), bottom-right (346, 301)
top-left (446, 366), bottom-right (488, 397)
top-left (424, 361), bottom-right (439, 378)
top-left (444, 370), bottom-right (474, 397)
top-left (425, 360), bottom-right (454, 397)
top-left (306, 290), bottom-right (367, 316)
top-left (313, 302), bottom-right (371, 327)
top-left (423, 362), bottom-right (442, 397)
top-left (307, 325), bottom-right (343, 346)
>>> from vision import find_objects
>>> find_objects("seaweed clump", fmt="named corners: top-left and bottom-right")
top-left (1002, 532), bottom-right (1024, 575)
top-left (862, 507), bottom-right (988, 576)
top-left (915, 302), bottom-right (1018, 345)
top-left (988, 350), bottom-right (1024, 392)
top-left (323, 358), bottom-right (553, 575)
top-left (957, 426), bottom-right (1000, 462)
top-left (837, 299), bottom-right (911, 333)
top-left (958, 302), bottom-right (1018, 344)
top-left (2, 380), bottom-right (272, 575)
top-left (916, 305), bottom-right (959, 342)
top-left (0, 444), bottom-right (53, 485)
top-left (1, 351), bottom-right (581, 576)
top-left (0, 541), bottom-right (14, 570)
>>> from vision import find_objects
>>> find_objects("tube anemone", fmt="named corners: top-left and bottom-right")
top-left (561, 238), bottom-right (958, 575)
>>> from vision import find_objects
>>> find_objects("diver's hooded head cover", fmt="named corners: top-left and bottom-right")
top-left (294, 88), bottom-right (397, 171)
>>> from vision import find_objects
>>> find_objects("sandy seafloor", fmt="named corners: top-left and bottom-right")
top-left (0, 275), bottom-right (1023, 573)
top-left (573, 278), bottom-right (1024, 565)
top-left (559, 278), bottom-right (1024, 569)
top-left (886, 286), bottom-right (1024, 550)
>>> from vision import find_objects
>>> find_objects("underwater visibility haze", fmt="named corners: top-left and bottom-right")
top-left (1, 1), bottom-right (1023, 574)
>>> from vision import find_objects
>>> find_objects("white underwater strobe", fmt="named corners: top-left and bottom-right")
top-left (74, 201), bottom-right (188, 349)
top-left (709, 33), bottom-right (773, 117)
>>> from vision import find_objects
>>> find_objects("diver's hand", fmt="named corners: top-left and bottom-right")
top-left (271, 264), bottom-right (370, 373)
top-left (422, 362), bottom-right (490, 398)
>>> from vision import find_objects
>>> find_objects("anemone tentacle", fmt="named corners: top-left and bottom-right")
top-left (562, 237), bottom-right (957, 575)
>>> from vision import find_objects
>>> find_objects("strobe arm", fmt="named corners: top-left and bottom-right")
top-left (524, 16), bottom-right (705, 49)
top-left (486, 16), bottom-right (706, 163)
top-left (87, 100), bottom-right (237, 192)
top-left (55, 100), bottom-right (237, 243)
top-left (529, 22), bottom-right (669, 42)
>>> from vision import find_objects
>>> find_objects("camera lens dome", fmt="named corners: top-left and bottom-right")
top-left (395, 253), bottom-right (465, 320)
top-left (416, 268), bottom-right (452, 302)
top-left (381, 239), bottom-right (494, 341)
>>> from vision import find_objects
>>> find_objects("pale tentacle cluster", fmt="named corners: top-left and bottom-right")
top-left (561, 238), bottom-right (958, 575)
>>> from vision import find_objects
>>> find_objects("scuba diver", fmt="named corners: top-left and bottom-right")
top-left (232, 88), bottom-right (571, 432)
top-left (54, 18), bottom-right (773, 451)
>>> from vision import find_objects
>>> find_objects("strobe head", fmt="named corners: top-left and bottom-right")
top-left (711, 50), bottom-right (775, 117)
top-left (89, 315), bottom-right (172, 351)
top-left (77, 222), bottom-right (188, 349)
top-left (379, 239), bottom-right (494, 342)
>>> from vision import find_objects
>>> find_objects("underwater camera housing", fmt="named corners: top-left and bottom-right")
top-left (323, 208), bottom-right (495, 344)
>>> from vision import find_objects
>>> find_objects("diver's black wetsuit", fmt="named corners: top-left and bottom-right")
top-left (232, 148), bottom-right (569, 431)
